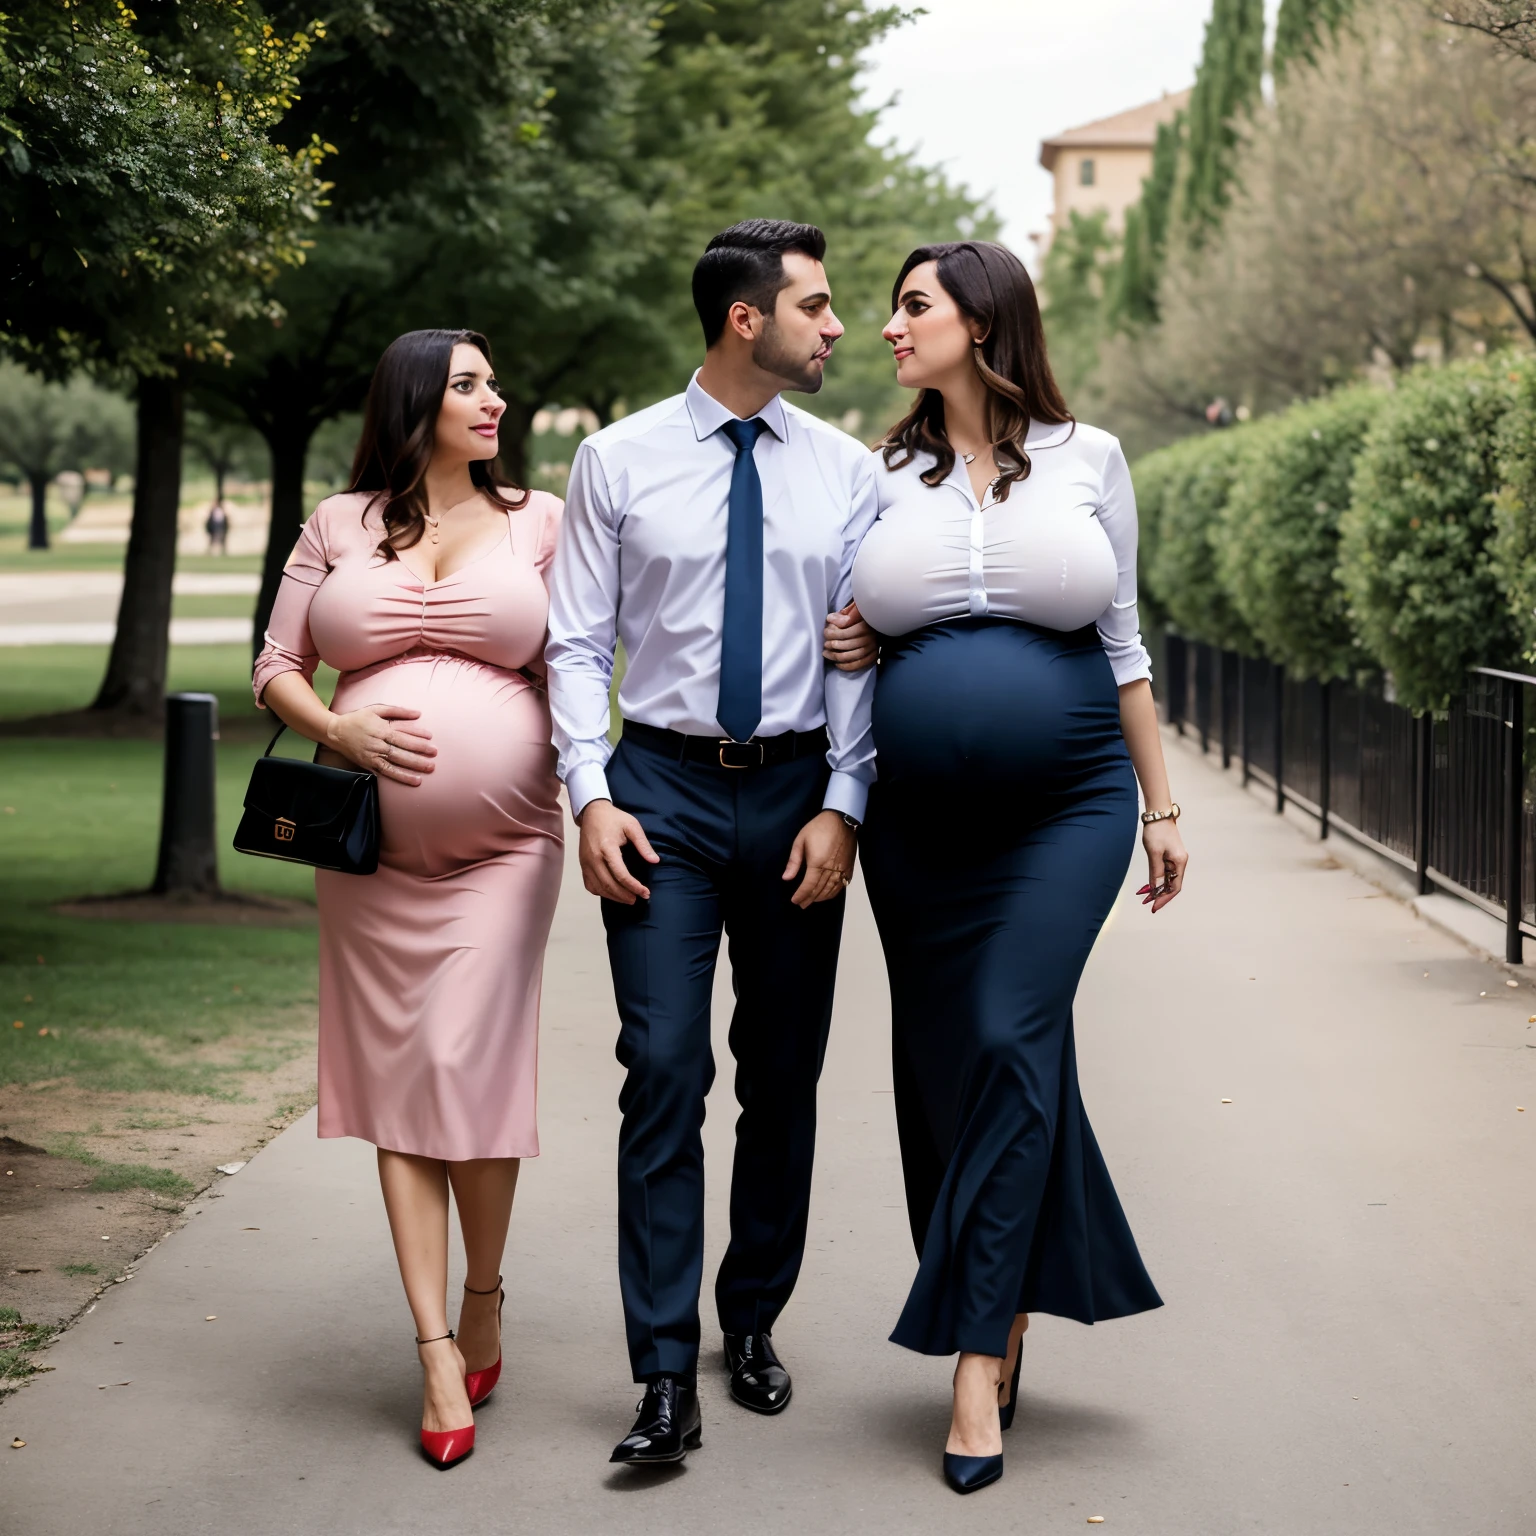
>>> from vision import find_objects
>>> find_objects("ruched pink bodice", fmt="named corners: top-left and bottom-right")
top-left (253, 490), bottom-right (565, 1161)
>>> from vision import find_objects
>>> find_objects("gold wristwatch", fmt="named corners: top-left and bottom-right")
top-left (1140, 803), bottom-right (1181, 825)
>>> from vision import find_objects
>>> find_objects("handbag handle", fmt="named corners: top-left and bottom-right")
top-left (262, 720), bottom-right (334, 770)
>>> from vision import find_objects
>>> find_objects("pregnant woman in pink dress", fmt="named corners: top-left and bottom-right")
top-left (253, 329), bottom-right (563, 1469)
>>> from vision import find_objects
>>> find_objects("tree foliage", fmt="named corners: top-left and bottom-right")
top-left (0, 0), bottom-right (325, 375)
top-left (1273, 0), bottom-right (1354, 77)
top-left (1338, 355), bottom-right (1523, 712)
top-left (0, 365), bottom-right (130, 547)
top-left (1040, 211), bottom-right (1117, 402)
top-left (1175, 0), bottom-right (1265, 245)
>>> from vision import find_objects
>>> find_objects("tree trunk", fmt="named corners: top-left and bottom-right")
top-left (498, 396), bottom-right (532, 488)
top-left (92, 374), bottom-right (185, 719)
top-left (27, 475), bottom-right (48, 549)
top-left (253, 421), bottom-right (316, 658)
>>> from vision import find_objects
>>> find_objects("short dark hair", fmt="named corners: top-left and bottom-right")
top-left (691, 219), bottom-right (827, 347)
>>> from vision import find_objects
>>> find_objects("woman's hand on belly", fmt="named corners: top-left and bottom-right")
top-left (327, 703), bottom-right (437, 786)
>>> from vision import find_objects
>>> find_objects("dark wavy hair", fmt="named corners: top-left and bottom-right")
top-left (880, 242), bottom-right (1072, 502)
top-left (349, 328), bottom-right (528, 560)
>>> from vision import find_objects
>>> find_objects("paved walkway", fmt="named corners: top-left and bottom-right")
top-left (5, 738), bottom-right (1536, 1535)
top-left (0, 572), bottom-right (258, 647)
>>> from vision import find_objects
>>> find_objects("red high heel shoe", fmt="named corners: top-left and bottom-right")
top-left (416, 1331), bottom-right (475, 1469)
top-left (461, 1276), bottom-right (505, 1409)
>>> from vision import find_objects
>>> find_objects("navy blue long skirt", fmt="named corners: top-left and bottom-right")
top-left (861, 617), bottom-right (1163, 1358)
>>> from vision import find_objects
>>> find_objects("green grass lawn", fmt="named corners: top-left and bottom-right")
top-left (1, 646), bottom-right (336, 1101)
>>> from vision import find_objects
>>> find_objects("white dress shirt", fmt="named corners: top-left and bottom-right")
top-left (546, 372), bottom-right (881, 821)
top-left (850, 418), bottom-right (1153, 686)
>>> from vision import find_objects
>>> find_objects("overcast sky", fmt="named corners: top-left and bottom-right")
top-left (861, 0), bottom-right (1281, 257)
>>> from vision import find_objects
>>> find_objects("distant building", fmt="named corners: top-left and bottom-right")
top-left (1034, 89), bottom-right (1191, 258)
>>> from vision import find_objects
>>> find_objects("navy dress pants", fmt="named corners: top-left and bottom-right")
top-left (602, 731), bottom-right (845, 1384)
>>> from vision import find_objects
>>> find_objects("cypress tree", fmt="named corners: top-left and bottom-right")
top-left (1273, 0), bottom-right (1353, 79)
top-left (1179, 0), bottom-right (1265, 245)
top-left (1112, 114), bottom-right (1183, 327)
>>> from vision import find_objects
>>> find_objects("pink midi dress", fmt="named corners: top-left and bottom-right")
top-left (252, 490), bottom-right (565, 1161)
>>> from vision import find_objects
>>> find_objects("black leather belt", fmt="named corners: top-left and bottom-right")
top-left (622, 720), bottom-right (829, 770)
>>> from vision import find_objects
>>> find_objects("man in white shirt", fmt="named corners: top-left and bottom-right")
top-left (545, 219), bottom-right (879, 1466)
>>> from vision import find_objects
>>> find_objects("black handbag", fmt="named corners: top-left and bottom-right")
top-left (233, 723), bottom-right (381, 875)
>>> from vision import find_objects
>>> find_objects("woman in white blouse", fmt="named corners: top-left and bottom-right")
top-left (829, 242), bottom-right (1187, 1494)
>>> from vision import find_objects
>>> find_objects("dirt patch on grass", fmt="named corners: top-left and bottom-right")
top-left (53, 892), bottom-right (317, 927)
top-left (0, 1045), bottom-right (317, 1359)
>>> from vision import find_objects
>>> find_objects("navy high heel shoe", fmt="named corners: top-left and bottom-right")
top-left (943, 1451), bottom-right (1003, 1494)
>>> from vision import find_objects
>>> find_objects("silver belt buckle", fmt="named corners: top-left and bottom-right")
top-left (717, 738), bottom-right (764, 769)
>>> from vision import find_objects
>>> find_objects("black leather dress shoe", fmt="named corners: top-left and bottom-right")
top-left (609, 1376), bottom-right (702, 1466)
top-left (723, 1332), bottom-right (792, 1414)
top-left (943, 1451), bottom-right (1003, 1494)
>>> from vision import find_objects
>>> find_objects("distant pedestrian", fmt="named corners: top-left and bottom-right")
top-left (253, 328), bottom-right (564, 1471)
top-left (204, 500), bottom-right (229, 554)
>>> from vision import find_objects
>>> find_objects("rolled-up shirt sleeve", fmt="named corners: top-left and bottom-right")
top-left (252, 506), bottom-right (330, 705)
top-left (545, 441), bottom-right (621, 817)
top-left (1094, 439), bottom-right (1153, 688)
top-left (822, 452), bottom-right (881, 822)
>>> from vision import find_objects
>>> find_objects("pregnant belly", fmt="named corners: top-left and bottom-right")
top-left (872, 618), bottom-right (1125, 788)
top-left (330, 652), bottom-right (562, 878)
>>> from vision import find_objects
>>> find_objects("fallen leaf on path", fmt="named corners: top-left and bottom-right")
top-left (10, 1439), bottom-right (24, 1449)
top-left (1519, 1107), bottom-right (1526, 1113)
top-left (215, 1162), bottom-right (246, 1175)
top-left (15, 1266), bottom-right (40, 1274)
top-left (1088, 1520), bottom-right (1105, 1526)
top-left (205, 1315), bottom-right (217, 1321)
top-left (1508, 980), bottom-right (1520, 988)
top-left (100, 1235), bottom-right (110, 1241)
top-left (1221, 1098), bottom-right (1233, 1104)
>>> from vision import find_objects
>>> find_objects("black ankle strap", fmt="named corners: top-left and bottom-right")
top-left (462, 1276), bottom-right (503, 1295)
top-left (416, 1330), bottom-right (456, 1345)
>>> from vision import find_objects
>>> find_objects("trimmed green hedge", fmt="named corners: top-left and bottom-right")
top-left (1493, 360), bottom-right (1536, 665)
top-left (1338, 356), bottom-right (1523, 712)
top-left (1133, 352), bottom-right (1535, 713)
top-left (1215, 386), bottom-right (1383, 682)
top-left (1144, 425), bottom-right (1257, 653)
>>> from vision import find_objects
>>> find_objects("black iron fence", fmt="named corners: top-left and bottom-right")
top-left (1162, 635), bottom-right (1536, 964)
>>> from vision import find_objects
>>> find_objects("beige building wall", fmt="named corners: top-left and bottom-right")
top-left (1035, 89), bottom-right (1190, 258)
top-left (1051, 146), bottom-right (1157, 237)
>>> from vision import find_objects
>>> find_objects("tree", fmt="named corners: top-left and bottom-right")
top-left (592, 0), bottom-right (995, 436)
top-left (0, 365), bottom-right (100, 548)
top-left (1273, 0), bottom-right (1354, 77)
top-left (185, 411), bottom-right (263, 507)
top-left (1177, 0), bottom-right (1265, 245)
top-left (1111, 116), bottom-right (1182, 331)
top-left (0, 0), bottom-right (324, 718)
top-left (190, 0), bottom-right (637, 656)
top-left (1040, 211), bottom-right (1118, 400)
top-left (1092, 0), bottom-right (1536, 448)
top-left (202, 0), bottom-right (995, 655)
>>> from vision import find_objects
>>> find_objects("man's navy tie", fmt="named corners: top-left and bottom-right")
top-left (717, 417), bottom-right (768, 743)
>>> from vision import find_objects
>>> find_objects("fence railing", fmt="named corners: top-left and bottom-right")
top-left (1162, 635), bottom-right (1536, 965)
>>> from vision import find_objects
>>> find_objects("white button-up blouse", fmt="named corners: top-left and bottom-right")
top-left (849, 417), bottom-right (1152, 686)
